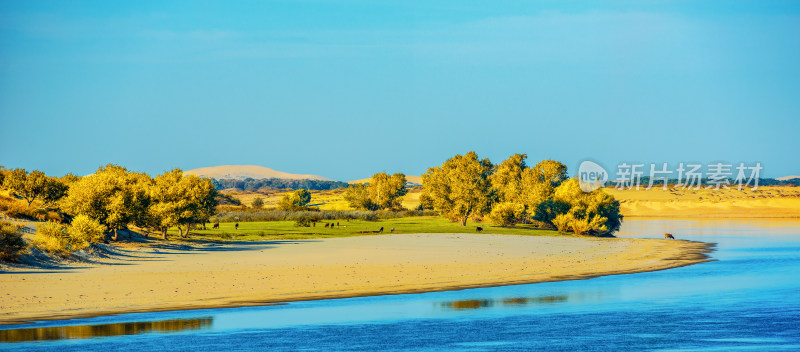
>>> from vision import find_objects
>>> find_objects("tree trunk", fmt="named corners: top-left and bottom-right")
top-left (460, 216), bottom-right (468, 226)
top-left (178, 226), bottom-right (185, 238)
top-left (113, 228), bottom-right (119, 241)
top-left (162, 227), bottom-right (168, 240)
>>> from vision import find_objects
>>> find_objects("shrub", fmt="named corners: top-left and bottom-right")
top-left (552, 213), bottom-right (573, 233)
top-left (0, 196), bottom-right (37, 220)
top-left (31, 221), bottom-right (69, 255)
top-left (0, 221), bottom-right (26, 262)
top-left (251, 197), bottom-right (264, 209)
top-left (488, 202), bottom-right (526, 226)
top-left (550, 178), bottom-right (622, 236)
top-left (532, 199), bottom-right (570, 224)
top-left (294, 216), bottom-right (312, 227)
top-left (67, 215), bottom-right (106, 250)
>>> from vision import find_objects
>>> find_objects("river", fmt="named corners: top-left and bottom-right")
top-left (2, 219), bottom-right (799, 351)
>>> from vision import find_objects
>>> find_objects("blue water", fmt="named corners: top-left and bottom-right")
top-left (2, 219), bottom-right (799, 351)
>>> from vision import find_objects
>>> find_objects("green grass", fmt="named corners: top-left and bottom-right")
top-left (169, 216), bottom-right (561, 241)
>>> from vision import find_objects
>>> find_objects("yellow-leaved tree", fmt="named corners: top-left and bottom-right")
top-left (278, 189), bottom-right (312, 211)
top-left (62, 164), bottom-right (152, 241)
top-left (422, 151), bottom-right (493, 226)
top-left (149, 169), bottom-right (217, 239)
top-left (368, 172), bottom-right (408, 210)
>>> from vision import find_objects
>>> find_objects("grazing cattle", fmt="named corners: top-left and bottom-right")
top-left (235, 223), bottom-right (239, 230)
top-left (476, 226), bottom-right (483, 232)
top-left (336, 222), bottom-right (339, 227)
top-left (664, 233), bottom-right (675, 239)
top-left (324, 223), bottom-right (330, 228)
top-left (313, 222), bottom-right (316, 227)
top-left (378, 227), bottom-right (384, 233)
top-left (390, 228), bottom-right (395, 233)
top-left (212, 223), bottom-right (220, 229)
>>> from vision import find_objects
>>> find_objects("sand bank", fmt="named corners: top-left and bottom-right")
top-left (0, 234), bottom-right (713, 324)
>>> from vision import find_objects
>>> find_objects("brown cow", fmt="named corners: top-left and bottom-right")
top-left (664, 233), bottom-right (675, 239)
top-left (212, 223), bottom-right (220, 229)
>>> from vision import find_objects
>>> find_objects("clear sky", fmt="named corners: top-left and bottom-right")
top-left (1, 0), bottom-right (798, 180)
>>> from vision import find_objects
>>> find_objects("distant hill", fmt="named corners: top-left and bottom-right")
top-left (776, 175), bottom-right (800, 181)
top-left (185, 165), bottom-right (332, 181)
top-left (349, 175), bottom-right (422, 186)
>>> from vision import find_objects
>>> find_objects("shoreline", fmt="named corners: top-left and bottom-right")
top-left (0, 234), bottom-right (715, 325)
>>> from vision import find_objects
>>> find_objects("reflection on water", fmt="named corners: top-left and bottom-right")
top-left (0, 317), bottom-right (212, 343)
top-left (440, 295), bottom-right (568, 310)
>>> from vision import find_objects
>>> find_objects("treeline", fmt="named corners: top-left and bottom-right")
top-left (0, 165), bottom-right (217, 260)
top-left (213, 209), bottom-right (435, 223)
top-left (212, 178), bottom-right (348, 191)
top-left (614, 177), bottom-right (800, 188)
top-left (420, 152), bottom-right (622, 236)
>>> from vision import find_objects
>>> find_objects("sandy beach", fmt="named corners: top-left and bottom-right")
top-left (0, 233), bottom-right (713, 324)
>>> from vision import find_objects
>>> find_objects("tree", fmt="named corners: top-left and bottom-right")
top-left (3, 169), bottom-right (49, 206)
top-left (149, 169), bottom-right (217, 239)
top-left (490, 154), bottom-right (527, 203)
top-left (62, 165), bottom-right (152, 241)
top-left (368, 172), bottom-right (408, 210)
top-left (251, 197), bottom-right (264, 209)
top-left (278, 189), bottom-right (312, 210)
top-left (530, 159), bottom-right (568, 188)
top-left (422, 151), bottom-right (494, 226)
top-left (520, 160), bottom-right (568, 214)
top-left (40, 177), bottom-right (69, 209)
top-left (343, 183), bottom-right (378, 210)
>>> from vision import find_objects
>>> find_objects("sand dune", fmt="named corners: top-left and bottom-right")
top-left (0, 234), bottom-right (712, 324)
top-left (607, 186), bottom-right (800, 218)
top-left (185, 165), bottom-right (332, 181)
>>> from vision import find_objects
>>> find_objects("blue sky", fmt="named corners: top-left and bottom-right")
top-left (1, 0), bottom-right (798, 180)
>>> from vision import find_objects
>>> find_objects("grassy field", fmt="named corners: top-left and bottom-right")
top-left (170, 216), bottom-right (559, 241)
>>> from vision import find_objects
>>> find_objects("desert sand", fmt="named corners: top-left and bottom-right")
top-left (607, 186), bottom-right (800, 218)
top-left (0, 234), bottom-right (713, 324)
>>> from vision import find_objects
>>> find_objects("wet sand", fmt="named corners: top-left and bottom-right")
top-left (0, 233), bottom-right (714, 324)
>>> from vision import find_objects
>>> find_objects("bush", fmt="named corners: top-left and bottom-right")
top-left (552, 213), bottom-right (573, 233)
top-left (532, 199), bottom-right (570, 224)
top-left (31, 221), bottom-right (69, 255)
top-left (294, 216), bottom-right (312, 227)
top-left (0, 221), bottom-right (26, 262)
top-left (488, 202), bottom-right (526, 226)
top-left (550, 178), bottom-right (623, 236)
top-left (251, 197), bottom-right (264, 209)
top-left (67, 215), bottom-right (106, 250)
top-left (0, 196), bottom-right (37, 220)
